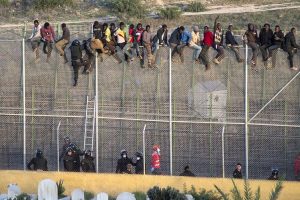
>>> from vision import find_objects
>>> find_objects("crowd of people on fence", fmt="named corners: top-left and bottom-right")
top-left (28, 17), bottom-right (300, 86)
top-left (25, 136), bottom-right (300, 180)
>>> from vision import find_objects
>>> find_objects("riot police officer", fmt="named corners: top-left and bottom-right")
top-left (116, 149), bottom-right (133, 174)
top-left (81, 150), bottom-right (96, 172)
top-left (133, 152), bottom-right (144, 174)
top-left (63, 147), bottom-right (79, 172)
top-left (27, 149), bottom-right (48, 171)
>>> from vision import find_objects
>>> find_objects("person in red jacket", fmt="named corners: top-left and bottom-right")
top-left (151, 144), bottom-right (161, 175)
top-left (294, 154), bottom-right (300, 180)
top-left (198, 25), bottom-right (214, 71)
top-left (41, 22), bottom-right (55, 63)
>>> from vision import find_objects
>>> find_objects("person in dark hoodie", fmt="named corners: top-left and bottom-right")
top-left (259, 23), bottom-right (273, 62)
top-left (152, 24), bottom-right (168, 54)
top-left (225, 24), bottom-right (243, 63)
top-left (268, 25), bottom-right (284, 68)
top-left (179, 165), bottom-right (196, 177)
top-left (169, 26), bottom-right (185, 63)
top-left (116, 149), bottom-right (133, 173)
top-left (133, 152), bottom-right (144, 174)
top-left (243, 23), bottom-right (258, 68)
top-left (27, 149), bottom-right (48, 171)
top-left (283, 27), bottom-right (300, 71)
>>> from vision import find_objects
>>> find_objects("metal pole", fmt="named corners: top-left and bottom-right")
top-left (142, 124), bottom-right (147, 175)
top-left (221, 125), bottom-right (225, 178)
top-left (245, 44), bottom-right (249, 179)
top-left (95, 52), bottom-right (99, 173)
top-left (169, 48), bottom-right (173, 175)
top-left (22, 38), bottom-right (26, 170)
top-left (57, 120), bottom-right (61, 172)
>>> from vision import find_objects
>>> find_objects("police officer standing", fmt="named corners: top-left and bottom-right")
top-left (27, 149), bottom-right (48, 171)
top-left (81, 150), bottom-right (96, 172)
top-left (116, 150), bottom-right (133, 174)
top-left (133, 152), bottom-right (144, 174)
top-left (70, 39), bottom-right (91, 87)
top-left (63, 147), bottom-right (79, 172)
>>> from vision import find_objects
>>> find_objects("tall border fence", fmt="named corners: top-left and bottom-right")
top-left (0, 22), bottom-right (299, 180)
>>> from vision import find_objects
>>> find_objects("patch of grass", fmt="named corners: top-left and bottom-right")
top-left (0, 0), bottom-right (9, 7)
top-left (32, 0), bottom-right (74, 10)
top-left (133, 191), bottom-right (147, 200)
top-left (185, 1), bottom-right (206, 12)
top-left (84, 191), bottom-right (95, 200)
top-left (185, 185), bottom-right (223, 200)
top-left (159, 7), bottom-right (182, 20)
top-left (105, 0), bottom-right (147, 19)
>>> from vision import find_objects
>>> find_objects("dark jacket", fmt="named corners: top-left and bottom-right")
top-left (59, 27), bottom-right (70, 41)
top-left (259, 28), bottom-right (273, 46)
top-left (244, 30), bottom-right (258, 43)
top-left (27, 157), bottom-right (48, 171)
top-left (81, 156), bottom-right (96, 172)
top-left (133, 159), bottom-right (144, 174)
top-left (233, 169), bottom-right (243, 179)
top-left (225, 30), bottom-right (238, 46)
top-left (271, 30), bottom-right (284, 47)
top-left (169, 28), bottom-right (182, 45)
top-left (283, 31), bottom-right (300, 50)
top-left (179, 169), bottom-right (196, 177)
top-left (116, 157), bottom-right (133, 173)
top-left (70, 45), bottom-right (83, 61)
top-left (156, 28), bottom-right (168, 45)
top-left (63, 154), bottom-right (80, 172)
top-left (93, 24), bottom-right (103, 40)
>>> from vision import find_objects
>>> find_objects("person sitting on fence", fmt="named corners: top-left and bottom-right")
top-left (189, 25), bottom-right (202, 63)
top-left (69, 39), bottom-right (92, 86)
top-left (134, 23), bottom-right (145, 60)
top-left (102, 23), bottom-right (122, 63)
top-left (259, 23), bottom-right (273, 65)
top-left (179, 28), bottom-right (192, 63)
top-left (225, 24), bottom-right (243, 63)
top-left (123, 24), bottom-right (135, 62)
top-left (179, 165), bottom-right (196, 177)
top-left (283, 27), bottom-right (300, 71)
top-left (212, 16), bottom-right (225, 65)
top-left (133, 152), bottom-right (144, 174)
top-left (198, 25), bottom-right (214, 71)
top-left (115, 22), bottom-right (131, 62)
top-left (116, 149), bottom-right (133, 173)
top-left (243, 23), bottom-right (258, 68)
top-left (268, 25), bottom-right (284, 68)
top-left (91, 21), bottom-right (108, 55)
top-left (152, 24), bottom-right (168, 54)
top-left (294, 154), bottom-right (300, 180)
top-left (268, 168), bottom-right (279, 180)
top-left (233, 163), bottom-right (243, 179)
top-left (27, 149), bottom-right (48, 171)
top-left (41, 22), bottom-right (55, 63)
top-left (143, 25), bottom-right (155, 68)
top-left (81, 150), bottom-right (96, 172)
top-left (55, 23), bottom-right (70, 63)
top-left (169, 26), bottom-right (185, 63)
top-left (28, 19), bottom-right (42, 61)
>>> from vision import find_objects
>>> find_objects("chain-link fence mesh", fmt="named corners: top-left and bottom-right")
top-left (0, 24), bottom-right (300, 180)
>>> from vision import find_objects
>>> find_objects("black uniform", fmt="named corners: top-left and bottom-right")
top-left (133, 159), bottom-right (143, 174)
top-left (283, 31), bottom-right (300, 68)
top-left (70, 40), bottom-right (91, 86)
top-left (116, 157), bottom-right (133, 173)
top-left (81, 155), bottom-right (96, 172)
top-left (179, 169), bottom-right (196, 177)
top-left (63, 153), bottom-right (79, 172)
top-left (27, 157), bottom-right (48, 171)
top-left (233, 169), bottom-right (243, 179)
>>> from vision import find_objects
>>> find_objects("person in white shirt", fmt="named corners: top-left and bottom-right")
top-left (28, 20), bottom-right (42, 60)
top-left (189, 26), bottom-right (202, 62)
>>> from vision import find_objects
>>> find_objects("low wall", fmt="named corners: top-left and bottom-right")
top-left (0, 171), bottom-right (299, 199)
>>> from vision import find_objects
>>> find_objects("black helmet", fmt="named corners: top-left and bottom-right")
top-left (135, 152), bottom-right (143, 158)
top-left (85, 150), bottom-right (92, 156)
top-left (120, 149), bottom-right (127, 156)
top-left (72, 39), bottom-right (80, 46)
top-left (36, 149), bottom-right (43, 158)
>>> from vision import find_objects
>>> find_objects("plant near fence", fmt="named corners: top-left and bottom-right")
top-left (147, 186), bottom-right (187, 200)
top-left (159, 7), bottom-right (182, 20)
top-left (0, 0), bottom-right (9, 7)
top-left (184, 184), bottom-right (223, 200)
top-left (84, 191), bottom-right (95, 200)
top-left (106, 0), bottom-right (146, 19)
top-left (56, 179), bottom-right (66, 199)
top-left (185, 1), bottom-right (206, 12)
top-left (32, 0), bottom-right (74, 10)
top-left (214, 179), bottom-right (283, 200)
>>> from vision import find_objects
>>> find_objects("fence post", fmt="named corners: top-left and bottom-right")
top-left (22, 38), bottom-right (26, 170)
top-left (245, 44), bottom-right (249, 179)
top-left (95, 52), bottom-right (99, 173)
top-left (169, 48), bottom-right (173, 175)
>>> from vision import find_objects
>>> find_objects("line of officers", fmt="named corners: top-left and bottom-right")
top-left (27, 137), bottom-right (144, 174)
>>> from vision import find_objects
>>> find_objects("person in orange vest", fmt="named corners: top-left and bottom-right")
top-left (151, 144), bottom-right (161, 175)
